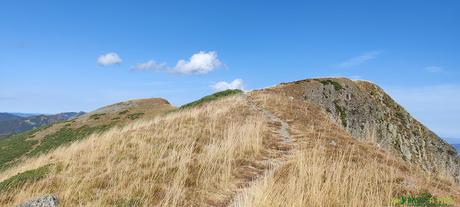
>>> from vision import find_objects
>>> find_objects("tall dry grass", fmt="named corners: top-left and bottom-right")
top-left (233, 144), bottom-right (396, 207)
top-left (1, 90), bottom-right (458, 206)
top-left (0, 96), bottom-right (267, 206)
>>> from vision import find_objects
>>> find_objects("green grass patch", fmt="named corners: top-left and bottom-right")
top-left (0, 164), bottom-right (51, 192)
top-left (180, 89), bottom-right (243, 110)
top-left (118, 110), bottom-right (129, 115)
top-left (28, 124), bottom-right (114, 157)
top-left (318, 79), bottom-right (344, 91)
top-left (114, 198), bottom-right (143, 207)
top-left (0, 129), bottom-right (40, 170)
top-left (334, 101), bottom-right (348, 127)
top-left (127, 113), bottom-right (144, 120)
top-left (90, 113), bottom-right (106, 120)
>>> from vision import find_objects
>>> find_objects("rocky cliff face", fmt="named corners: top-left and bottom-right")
top-left (275, 78), bottom-right (460, 181)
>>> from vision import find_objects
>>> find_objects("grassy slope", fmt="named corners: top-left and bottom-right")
top-left (179, 89), bottom-right (243, 109)
top-left (0, 89), bottom-right (458, 206)
top-left (0, 98), bottom-right (174, 171)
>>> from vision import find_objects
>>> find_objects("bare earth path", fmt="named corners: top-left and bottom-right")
top-left (217, 94), bottom-right (298, 207)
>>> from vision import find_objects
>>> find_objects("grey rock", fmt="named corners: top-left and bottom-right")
top-left (277, 78), bottom-right (460, 182)
top-left (329, 140), bottom-right (337, 146)
top-left (17, 195), bottom-right (58, 207)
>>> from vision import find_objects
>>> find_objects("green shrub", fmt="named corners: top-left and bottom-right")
top-left (0, 164), bottom-right (51, 192)
top-left (180, 89), bottom-right (243, 109)
top-left (114, 198), bottom-right (143, 207)
top-left (127, 113), bottom-right (144, 120)
top-left (28, 124), bottom-right (113, 156)
top-left (318, 79), bottom-right (344, 91)
top-left (118, 110), bottom-right (129, 115)
top-left (334, 101), bottom-right (348, 127)
top-left (90, 113), bottom-right (106, 120)
top-left (0, 129), bottom-right (39, 170)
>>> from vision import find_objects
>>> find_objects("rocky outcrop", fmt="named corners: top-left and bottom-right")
top-left (276, 78), bottom-right (460, 182)
top-left (17, 195), bottom-right (58, 207)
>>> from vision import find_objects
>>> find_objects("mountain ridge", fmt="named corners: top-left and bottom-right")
top-left (0, 78), bottom-right (459, 206)
top-left (0, 112), bottom-right (84, 138)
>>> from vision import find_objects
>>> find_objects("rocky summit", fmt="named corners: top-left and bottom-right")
top-left (276, 78), bottom-right (459, 181)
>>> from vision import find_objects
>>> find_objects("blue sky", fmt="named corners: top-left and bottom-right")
top-left (0, 1), bottom-right (459, 140)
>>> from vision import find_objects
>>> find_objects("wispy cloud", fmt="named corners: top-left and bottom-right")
top-left (97, 52), bottom-right (122, 66)
top-left (133, 51), bottom-right (224, 75)
top-left (338, 51), bottom-right (381, 68)
top-left (210, 79), bottom-right (244, 92)
top-left (424, 66), bottom-right (444, 73)
top-left (131, 60), bottom-right (167, 71)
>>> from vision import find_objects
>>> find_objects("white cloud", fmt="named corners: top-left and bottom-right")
top-left (173, 51), bottom-right (222, 74)
top-left (131, 60), bottom-right (166, 71)
top-left (97, 52), bottom-right (122, 66)
top-left (211, 79), bottom-right (244, 92)
top-left (424, 66), bottom-right (444, 73)
top-left (338, 51), bottom-right (381, 68)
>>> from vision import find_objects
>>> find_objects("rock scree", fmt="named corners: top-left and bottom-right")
top-left (17, 195), bottom-right (59, 207)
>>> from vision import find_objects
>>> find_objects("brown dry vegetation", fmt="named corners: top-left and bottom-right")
top-left (0, 90), bottom-right (459, 206)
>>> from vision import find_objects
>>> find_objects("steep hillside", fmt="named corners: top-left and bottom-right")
top-left (0, 82), bottom-right (458, 207)
top-left (0, 112), bottom-right (84, 137)
top-left (274, 78), bottom-right (459, 182)
top-left (0, 98), bottom-right (174, 171)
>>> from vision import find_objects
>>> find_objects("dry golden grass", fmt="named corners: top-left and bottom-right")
top-left (0, 90), bottom-right (459, 207)
top-left (0, 96), bottom-right (268, 206)
top-left (233, 145), bottom-right (396, 207)
top-left (241, 90), bottom-right (460, 207)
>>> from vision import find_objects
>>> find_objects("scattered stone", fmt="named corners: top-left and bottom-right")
top-left (17, 195), bottom-right (59, 207)
top-left (329, 140), bottom-right (337, 146)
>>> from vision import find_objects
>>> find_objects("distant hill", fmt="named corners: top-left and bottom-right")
top-left (10, 113), bottom-right (43, 117)
top-left (0, 98), bottom-right (174, 170)
top-left (0, 112), bottom-right (84, 137)
top-left (0, 113), bottom-right (22, 122)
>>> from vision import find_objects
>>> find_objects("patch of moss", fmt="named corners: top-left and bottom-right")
top-left (0, 164), bottom-right (51, 192)
top-left (318, 79), bottom-right (344, 91)
top-left (127, 113), bottom-right (144, 120)
top-left (28, 124), bottom-right (114, 157)
top-left (118, 110), bottom-right (129, 115)
top-left (180, 89), bottom-right (243, 109)
top-left (0, 129), bottom-right (40, 170)
top-left (90, 113), bottom-right (106, 120)
top-left (114, 198), bottom-right (143, 207)
top-left (334, 101), bottom-right (348, 127)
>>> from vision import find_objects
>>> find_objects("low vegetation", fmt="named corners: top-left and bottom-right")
top-left (0, 129), bottom-right (39, 170)
top-left (0, 164), bottom-right (51, 192)
top-left (318, 79), bottom-right (344, 91)
top-left (334, 100), bottom-right (348, 127)
top-left (179, 89), bottom-right (243, 109)
top-left (89, 113), bottom-right (106, 120)
top-left (127, 113), bottom-right (144, 120)
top-left (0, 124), bottom-right (114, 171)
top-left (28, 124), bottom-right (114, 156)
